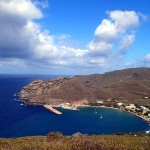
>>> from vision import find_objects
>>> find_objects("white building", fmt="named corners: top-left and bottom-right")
top-left (125, 104), bottom-right (136, 110)
top-left (140, 106), bottom-right (149, 114)
top-left (117, 103), bottom-right (123, 106)
top-left (129, 104), bottom-right (136, 109)
top-left (97, 100), bottom-right (103, 104)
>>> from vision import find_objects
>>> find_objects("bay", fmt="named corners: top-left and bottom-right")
top-left (0, 74), bottom-right (149, 138)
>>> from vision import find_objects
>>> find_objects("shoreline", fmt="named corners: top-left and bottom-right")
top-left (126, 110), bottom-right (150, 125)
top-left (77, 104), bottom-right (150, 124)
top-left (19, 98), bottom-right (150, 125)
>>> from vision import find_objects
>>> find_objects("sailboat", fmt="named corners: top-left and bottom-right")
top-left (100, 114), bottom-right (103, 118)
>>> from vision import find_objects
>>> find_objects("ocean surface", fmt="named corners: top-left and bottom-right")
top-left (0, 74), bottom-right (149, 138)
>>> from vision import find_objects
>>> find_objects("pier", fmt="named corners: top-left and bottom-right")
top-left (44, 105), bottom-right (62, 115)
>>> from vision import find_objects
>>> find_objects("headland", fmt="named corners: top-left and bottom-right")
top-left (18, 68), bottom-right (150, 124)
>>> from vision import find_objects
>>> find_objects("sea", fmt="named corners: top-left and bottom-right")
top-left (0, 74), bottom-right (149, 138)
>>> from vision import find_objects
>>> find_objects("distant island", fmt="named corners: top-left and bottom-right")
top-left (18, 68), bottom-right (150, 123)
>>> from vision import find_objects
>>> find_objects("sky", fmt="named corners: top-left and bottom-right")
top-left (0, 0), bottom-right (150, 75)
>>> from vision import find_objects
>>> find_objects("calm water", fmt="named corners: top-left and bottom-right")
top-left (0, 75), bottom-right (149, 138)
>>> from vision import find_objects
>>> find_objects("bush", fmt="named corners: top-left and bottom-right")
top-left (47, 131), bottom-right (63, 142)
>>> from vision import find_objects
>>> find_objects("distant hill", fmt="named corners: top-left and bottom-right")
top-left (19, 68), bottom-right (150, 106)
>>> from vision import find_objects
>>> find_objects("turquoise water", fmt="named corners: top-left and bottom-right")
top-left (0, 75), bottom-right (149, 138)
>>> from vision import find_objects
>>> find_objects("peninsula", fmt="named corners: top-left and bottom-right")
top-left (18, 68), bottom-right (150, 122)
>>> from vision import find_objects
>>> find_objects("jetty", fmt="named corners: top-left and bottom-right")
top-left (44, 105), bottom-right (62, 115)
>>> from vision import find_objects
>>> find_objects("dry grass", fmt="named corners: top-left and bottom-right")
top-left (0, 134), bottom-right (150, 150)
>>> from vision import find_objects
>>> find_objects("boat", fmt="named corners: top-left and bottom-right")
top-left (100, 114), bottom-right (103, 118)
top-left (145, 130), bottom-right (150, 134)
top-left (95, 109), bottom-right (98, 114)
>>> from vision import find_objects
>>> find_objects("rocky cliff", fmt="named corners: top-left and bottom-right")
top-left (19, 68), bottom-right (150, 106)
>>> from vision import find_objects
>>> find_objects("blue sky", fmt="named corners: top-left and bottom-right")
top-left (0, 0), bottom-right (150, 75)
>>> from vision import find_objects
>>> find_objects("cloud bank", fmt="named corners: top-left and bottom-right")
top-left (0, 0), bottom-right (148, 74)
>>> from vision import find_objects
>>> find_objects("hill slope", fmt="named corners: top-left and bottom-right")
top-left (19, 68), bottom-right (150, 106)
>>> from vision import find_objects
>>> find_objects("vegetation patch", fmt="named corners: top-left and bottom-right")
top-left (0, 132), bottom-right (150, 150)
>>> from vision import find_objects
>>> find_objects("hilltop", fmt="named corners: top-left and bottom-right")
top-left (19, 68), bottom-right (150, 106)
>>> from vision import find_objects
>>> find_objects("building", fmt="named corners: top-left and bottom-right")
top-left (97, 100), bottom-right (103, 104)
top-left (125, 104), bottom-right (136, 110)
top-left (129, 104), bottom-right (136, 109)
top-left (140, 106), bottom-right (149, 114)
top-left (117, 103), bottom-right (123, 106)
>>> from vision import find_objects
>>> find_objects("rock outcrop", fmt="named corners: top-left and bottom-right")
top-left (72, 132), bottom-right (88, 139)
top-left (47, 131), bottom-right (63, 142)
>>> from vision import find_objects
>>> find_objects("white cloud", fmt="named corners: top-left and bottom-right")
top-left (109, 10), bottom-right (139, 29)
top-left (88, 41), bottom-right (112, 55)
top-left (0, 1), bottom-right (146, 74)
top-left (120, 34), bottom-right (135, 54)
top-left (125, 53), bottom-right (150, 68)
top-left (88, 57), bottom-right (110, 67)
top-left (94, 19), bottom-right (121, 41)
top-left (57, 34), bottom-right (72, 40)
top-left (0, 58), bottom-right (25, 67)
top-left (0, 0), bottom-right (89, 68)
top-left (88, 10), bottom-right (141, 65)
top-left (0, 0), bottom-right (43, 58)
top-left (34, 0), bottom-right (49, 9)
top-left (144, 54), bottom-right (150, 63)
top-left (0, 0), bottom-right (43, 22)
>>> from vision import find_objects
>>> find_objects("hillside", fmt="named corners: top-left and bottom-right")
top-left (19, 68), bottom-right (150, 106)
top-left (0, 133), bottom-right (150, 150)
